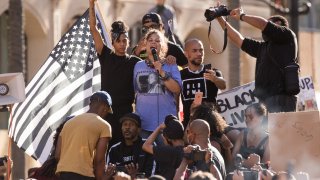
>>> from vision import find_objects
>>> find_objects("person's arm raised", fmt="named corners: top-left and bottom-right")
top-left (89, 0), bottom-right (104, 55)
top-left (216, 16), bottom-right (244, 49)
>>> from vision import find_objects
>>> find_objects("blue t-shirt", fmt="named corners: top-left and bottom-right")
top-left (133, 61), bottom-right (182, 131)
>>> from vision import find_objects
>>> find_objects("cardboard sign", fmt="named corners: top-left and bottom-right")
top-left (268, 111), bottom-right (320, 178)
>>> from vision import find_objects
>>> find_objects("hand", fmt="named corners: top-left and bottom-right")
top-left (113, 172), bottom-right (131, 180)
top-left (165, 55), bottom-right (177, 65)
top-left (230, 7), bottom-right (244, 20)
top-left (260, 169), bottom-right (273, 180)
top-left (105, 163), bottom-right (116, 178)
top-left (134, 38), bottom-right (146, 56)
top-left (205, 148), bottom-right (213, 164)
top-left (203, 69), bottom-right (218, 83)
top-left (89, 0), bottom-right (96, 6)
top-left (153, 61), bottom-right (163, 73)
top-left (183, 145), bottom-right (195, 154)
top-left (244, 154), bottom-right (261, 168)
top-left (232, 170), bottom-right (244, 180)
top-left (159, 123), bottom-right (166, 130)
top-left (125, 163), bottom-right (139, 178)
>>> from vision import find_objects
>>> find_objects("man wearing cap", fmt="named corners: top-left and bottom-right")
top-left (55, 91), bottom-right (112, 180)
top-left (142, 115), bottom-right (185, 180)
top-left (133, 12), bottom-right (188, 67)
top-left (106, 113), bottom-right (156, 178)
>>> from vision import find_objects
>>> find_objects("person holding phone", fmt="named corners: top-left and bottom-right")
top-left (180, 38), bottom-right (226, 128)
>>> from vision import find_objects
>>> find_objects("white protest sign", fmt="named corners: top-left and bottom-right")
top-left (216, 82), bottom-right (258, 128)
top-left (297, 76), bottom-right (318, 111)
top-left (217, 76), bottom-right (318, 128)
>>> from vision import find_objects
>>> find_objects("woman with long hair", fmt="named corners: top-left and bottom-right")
top-left (134, 29), bottom-right (181, 144)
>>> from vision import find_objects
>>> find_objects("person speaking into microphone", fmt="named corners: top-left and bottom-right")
top-left (133, 29), bottom-right (182, 145)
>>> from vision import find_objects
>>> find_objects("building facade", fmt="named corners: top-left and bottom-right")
top-left (0, 0), bottom-right (319, 178)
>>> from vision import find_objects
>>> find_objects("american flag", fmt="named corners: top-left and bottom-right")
top-left (8, 8), bottom-right (111, 164)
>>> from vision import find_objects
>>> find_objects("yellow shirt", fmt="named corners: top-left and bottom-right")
top-left (56, 113), bottom-right (111, 177)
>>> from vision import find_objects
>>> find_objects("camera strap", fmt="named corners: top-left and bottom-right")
top-left (207, 17), bottom-right (228, 54)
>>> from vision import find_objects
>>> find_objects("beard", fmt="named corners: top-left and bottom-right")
top-left (190, 58), bottom-right (202, 66)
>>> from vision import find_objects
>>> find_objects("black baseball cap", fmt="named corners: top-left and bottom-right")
top-left (163, 114), bottom-right (184, 140)
top-left (120, 113), bottom-right (141, 127)
top-left (142, 13), bottom-right (162, 25)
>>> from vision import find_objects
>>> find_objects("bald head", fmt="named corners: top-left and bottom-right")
top-left (184, 38), bottom-right (203, 51)
top-left (184, 38), bottom-right (204, 66)
top-left (189, 119), bottom-right (210, 138)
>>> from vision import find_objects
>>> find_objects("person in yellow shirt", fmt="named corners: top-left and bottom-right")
top-left (55, 91), bottom-right (113, 180)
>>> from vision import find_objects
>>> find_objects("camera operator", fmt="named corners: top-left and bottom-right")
top-left (215, 3), bottom-right (298, 113)
top-left (174, 119), bottom-right (226, 180)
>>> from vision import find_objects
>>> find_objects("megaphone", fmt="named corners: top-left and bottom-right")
top-left (0, 73), bottom-right (26, 106)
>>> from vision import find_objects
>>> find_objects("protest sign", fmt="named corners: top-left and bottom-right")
top-left (297, 76), bottom-right (318, 111)
top-left (216, 82), bottom-right (258, 128)
top-left (269, 111), bottom-right (320, 178)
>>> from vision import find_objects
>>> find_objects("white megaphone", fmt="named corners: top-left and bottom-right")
top-left (0, 73), bottom-right (26, 106)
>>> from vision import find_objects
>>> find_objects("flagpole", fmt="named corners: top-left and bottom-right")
top-left (94, 0), bottom-right (112, 47)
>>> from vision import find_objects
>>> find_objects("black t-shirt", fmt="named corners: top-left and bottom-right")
top-left (153, 145), bottom-right (184, 180)
top-left (241, 21), bottom-right (297, 100)
top-left (98, 45), bottom-right (141, 107)
top-left (180, 65), bottom-right (223, 126)
top-left (133, 41), bottom-right (188, 67)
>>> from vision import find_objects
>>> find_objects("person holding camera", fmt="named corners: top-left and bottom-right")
top-left (175, 119), bottom-right (226, 180)
top-left (181, 38), bottom-right (226, 128)
top-left (142, 115), bottom-right (185, 180)
top-left (106, 113), bottom-right (156, 179)
top-left (215, 3), bottom-right (298, 113)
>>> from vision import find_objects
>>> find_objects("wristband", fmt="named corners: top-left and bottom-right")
top-left (159, 72), bottom-right (170, 81)
top-left (240, 13), bottom-right (246, 21)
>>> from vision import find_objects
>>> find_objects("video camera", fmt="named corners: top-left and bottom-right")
top-left (204, 5), bottom-right (231, 22)
top-left (184, 146), bottom-right (207, 162)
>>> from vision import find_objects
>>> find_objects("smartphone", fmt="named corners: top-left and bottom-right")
top-left (0, 156), bottom-right (8, 166)
top-left (193, 91), bottom-right (203, 105)
top-left (204, 64), bottom-right (212, 70)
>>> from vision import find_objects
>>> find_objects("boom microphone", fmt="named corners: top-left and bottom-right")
top-left (151, 48), bottom-right (158, 62)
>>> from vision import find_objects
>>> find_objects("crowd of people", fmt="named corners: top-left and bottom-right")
top-left (20, 0), bottom-right (310, 180)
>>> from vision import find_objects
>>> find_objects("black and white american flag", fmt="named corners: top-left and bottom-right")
top-left (8, 8), bottom-right (111, 164)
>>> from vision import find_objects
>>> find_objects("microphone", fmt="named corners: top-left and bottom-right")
top-left (151, 48), bottom-right (158, 62)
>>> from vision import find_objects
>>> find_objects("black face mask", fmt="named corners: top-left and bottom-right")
top-left (262, 33), bottom-right (269, 42)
